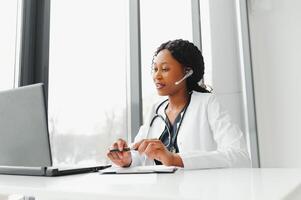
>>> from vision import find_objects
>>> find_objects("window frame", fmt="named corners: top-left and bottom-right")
top-left (17, 0), bottom-right (260, 167)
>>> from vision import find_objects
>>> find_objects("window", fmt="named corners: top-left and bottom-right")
top-left (0, 0), bottom-right (21, 91)
top-left (48, 0), bottom-right (128, 165)
top-left (140, 0), bottom-right (193, 120)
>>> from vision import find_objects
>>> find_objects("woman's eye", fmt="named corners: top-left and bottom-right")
top-left (162, 68), bottom-right (169, 72)
top-left (151, 67), bottom-right (158, 73)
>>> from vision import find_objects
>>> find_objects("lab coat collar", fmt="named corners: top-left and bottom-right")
top-left (151, 92), bottom-right (195, 139)
top-left (156, 91), bottom-right (195, 119)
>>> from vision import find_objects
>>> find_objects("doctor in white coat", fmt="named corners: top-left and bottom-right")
top-left (107, 39), bottom-right (251, 169)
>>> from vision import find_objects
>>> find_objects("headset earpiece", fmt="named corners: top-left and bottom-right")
top-left (175, 68), bottom-right (194, 85)
top-left (184, 67), bottom-right (193, 75)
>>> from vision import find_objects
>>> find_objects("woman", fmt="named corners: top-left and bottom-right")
top-left (107, 39), bottom-right (251, 169)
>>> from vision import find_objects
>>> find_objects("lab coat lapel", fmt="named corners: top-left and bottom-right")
top-left (176, 92), bottom-right (195, 148)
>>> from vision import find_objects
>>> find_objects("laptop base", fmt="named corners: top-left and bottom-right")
top-left (0, 165), bottom-right (111, 176)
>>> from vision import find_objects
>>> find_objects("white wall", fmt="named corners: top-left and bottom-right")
top-left (248, 0), bottom-right (301, 167)
top-left (200, 0), bottom-right (253, 160)
top-left (200, 0), bottom-right (244, 127)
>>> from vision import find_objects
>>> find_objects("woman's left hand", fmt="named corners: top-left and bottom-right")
top-left (132, 139), bottom-right (183, 167)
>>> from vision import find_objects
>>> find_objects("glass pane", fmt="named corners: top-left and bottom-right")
top-left (140, 0), bottom-right (193, 120)
top-left (0, 1), bottom-right (19, 91)
top-left (48, 0), bottom-right (128, 165)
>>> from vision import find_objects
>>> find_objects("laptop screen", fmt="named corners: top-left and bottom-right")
top-left (0, 83), bottom-right (52, 167)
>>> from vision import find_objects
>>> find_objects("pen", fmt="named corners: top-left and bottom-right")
top-left (109, 147), bottom-right (136, 152)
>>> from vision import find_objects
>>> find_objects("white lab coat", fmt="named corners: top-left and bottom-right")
top-left (131, 91), bottom-right (251, 169)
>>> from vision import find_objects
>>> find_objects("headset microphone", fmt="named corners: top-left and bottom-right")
top-left (175, 69), bottom-right (193, 85)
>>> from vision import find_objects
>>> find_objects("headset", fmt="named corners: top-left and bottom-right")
top-left (175, 68), bottom-right (193, 85)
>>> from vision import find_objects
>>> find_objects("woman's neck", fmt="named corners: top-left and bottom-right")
top-left (167, 89), bottom-right (190, 111)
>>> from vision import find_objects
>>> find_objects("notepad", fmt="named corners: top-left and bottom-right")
top-left (99, 165), bottom-right (178, 174)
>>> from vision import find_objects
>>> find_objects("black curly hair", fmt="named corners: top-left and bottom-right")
top-left (153, 39), bottom-right (210, 93)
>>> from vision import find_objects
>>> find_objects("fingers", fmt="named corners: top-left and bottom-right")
top-left (107, 138), bottom-right (169, 167)
top-left (107, 151), bottom-right (119, 161)
top-left (144, 142), bottom-right (160, 160)
top-left (134, 139), bottom-right (163, 155)
top-left (116, 138), bottom-right (128, 151)
top-left (107, 138), bottom-right (132, 167)
top-left (132, 140), bottom-right (143, 150)
top-left (107, 150), bottom-right (131, 167)
top-left (137, 139), bottom-right (149, 154)
top-left (107, 147), bottom-right (122, 160)
top-left (132, 139), bottom-right (150, 153)
top-left (110, 139), bottom-right (127, 157)
top-left (133, 139), bottom-right (173, 164)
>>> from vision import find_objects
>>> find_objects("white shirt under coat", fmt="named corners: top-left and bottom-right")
top-left (131, 91), bottom-right (251, 169)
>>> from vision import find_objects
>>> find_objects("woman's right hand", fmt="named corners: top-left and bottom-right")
top-left (106, 138), bottom-right (132, 167)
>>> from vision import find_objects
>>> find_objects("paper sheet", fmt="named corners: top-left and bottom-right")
top-left (99, 165), bottom-right (178, 174)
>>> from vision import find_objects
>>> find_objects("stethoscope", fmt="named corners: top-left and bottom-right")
top-left (146, 68), bottom-right (194, 153)
top-left (147, 96), bottom-right (191, 153)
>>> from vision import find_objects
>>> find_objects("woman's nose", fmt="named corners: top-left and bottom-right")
top-left (153, 70), bottom-right (163, 79)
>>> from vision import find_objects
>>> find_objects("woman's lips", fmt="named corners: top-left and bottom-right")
top-left (155, 83), bottom-right (166, 89)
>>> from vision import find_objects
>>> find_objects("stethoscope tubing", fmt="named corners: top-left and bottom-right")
top-left (149, 113), bottom-right (172, 148)
top-left (147, 96), bottom-right (190, 152)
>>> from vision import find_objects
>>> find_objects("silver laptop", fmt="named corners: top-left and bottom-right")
top-left (0, 83), bottom-right (110, 176)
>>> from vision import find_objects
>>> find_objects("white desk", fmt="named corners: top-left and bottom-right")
top-left (1, 168), bottom-right (301, 200)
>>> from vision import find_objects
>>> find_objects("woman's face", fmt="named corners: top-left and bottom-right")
top-left (152, 49), bottom-right (187, 96)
